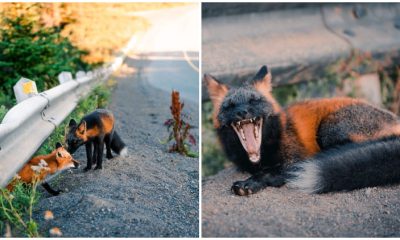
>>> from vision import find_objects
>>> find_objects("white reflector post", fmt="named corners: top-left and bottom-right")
top-left (13, 77), bottom-right (38, 103)
top-left (58, 71), bottom-right (73, 84)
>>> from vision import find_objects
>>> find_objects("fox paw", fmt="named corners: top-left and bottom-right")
top-left (94, 165), bottom-right (103, 170)
top-left (83, 166), bottom-right (91, 172)
top-left (106, 154), bottom-right (113, 159)
top-left (51, 190), bottom-right (63, 196)
top-left (231, 180), bottom-right (262, 196)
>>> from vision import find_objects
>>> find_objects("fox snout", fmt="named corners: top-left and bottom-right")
top-left (72, 159), bottom-right (80, 169)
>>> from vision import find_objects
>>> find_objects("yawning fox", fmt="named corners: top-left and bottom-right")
top-left (205, 65), bottom-right (400, 195)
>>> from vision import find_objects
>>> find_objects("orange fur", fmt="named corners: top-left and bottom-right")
top-left (284, 98), bottom-right (363, 156)
top-left (204, 75), bottom-right (229, 128)
top-left (253, 73), bottom-right (281, 113)
top-left (7, 146), bottom-right (77, 191)
top-left (75, 113), bottom-right (114, 140)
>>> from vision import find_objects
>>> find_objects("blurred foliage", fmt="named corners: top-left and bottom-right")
top-left (202, 50), bottom-right (400, 177)
top-left (0, 3), bottom-right (93, 122)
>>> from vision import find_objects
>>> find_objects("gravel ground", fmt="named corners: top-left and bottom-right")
top-left (32, 57), bottom-right (199, 237)
top-left (202, 167), bottom-right (400, 237)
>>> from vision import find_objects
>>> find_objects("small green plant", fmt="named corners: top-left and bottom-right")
top-left (0, 105), bottom-right (8, 122)
top-left (0, 175), bottom-right (41, 237)
top-left (163, 90), bottom-right (197, 158)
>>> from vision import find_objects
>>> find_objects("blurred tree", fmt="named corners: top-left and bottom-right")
top-left (0, 3), bottom-right (91, 107)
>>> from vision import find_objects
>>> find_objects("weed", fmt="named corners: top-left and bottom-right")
top-left (163, 90), bottom-right (198, 158)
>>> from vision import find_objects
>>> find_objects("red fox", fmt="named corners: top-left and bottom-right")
top-left (7, 142), bottom-right (79, 196)
top-left (205, 65), bottom-right (400, 195)
top-left (66, 109), bottom-right (128, 171)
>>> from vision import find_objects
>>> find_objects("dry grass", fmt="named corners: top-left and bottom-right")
top-left (60, 3), bottom-right (187, 64)
top-left (0, 3), bottom-right (187, 65)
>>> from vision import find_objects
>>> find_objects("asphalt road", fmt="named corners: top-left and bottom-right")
top-left (32, 5), bottom-right (199, 237)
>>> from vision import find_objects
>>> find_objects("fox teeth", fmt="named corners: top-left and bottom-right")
top-left (240, 128), bottom-right (246, 141)
top-left (254, 125), bottom-right (259, 139)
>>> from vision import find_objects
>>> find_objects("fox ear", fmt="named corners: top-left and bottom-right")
top-left (252, 65), bottom-right (272, 93)
top-left (55, 142), bottom-right (63, 149)
top-left (204, 74), bottom-right (229, 109)
top-left (69, 119), bottom-right (77, 127)
top-left (77, 121), bottom-right (87, 135)
top-left (204, 74), bottom-right (229, 128)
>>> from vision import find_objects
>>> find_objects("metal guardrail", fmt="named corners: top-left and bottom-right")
top-left (0, 35), bottom-right (139, 187)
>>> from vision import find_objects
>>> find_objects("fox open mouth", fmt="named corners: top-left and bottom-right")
top-left (231, 117), bottom-right (263, 164)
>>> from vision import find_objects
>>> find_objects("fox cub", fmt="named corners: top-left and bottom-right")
top-left (66, 109), bottom-right (127, 171)
top-left (205, 65), bottom-right (400, 195)
top-left (7, 142), bottom-right (79, 196)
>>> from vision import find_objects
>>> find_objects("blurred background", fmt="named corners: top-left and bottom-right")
top-left (202, 3), bottom-right (400, 177)
top-left (0, 2), bottom-right (186, 121)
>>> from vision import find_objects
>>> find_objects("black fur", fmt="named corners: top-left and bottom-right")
top-left (217, 86), bottom-right (282, 173)
top-left (317, 104), bottom-right (398, 149)
top-left (288, 135), bottom-right (400, 193)
top-left (42, 182), bottom-right (62, 196)
top-left (110, 131), bottom-right (126, 154)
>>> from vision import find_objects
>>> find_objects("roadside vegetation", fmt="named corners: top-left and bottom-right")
top-left (0, 81), bottom-right (113, 237)
top-left (202, 50), bottom-right (400, 176)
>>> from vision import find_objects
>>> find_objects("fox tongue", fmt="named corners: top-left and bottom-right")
top-left (241, 124), bottom-right (260, 163)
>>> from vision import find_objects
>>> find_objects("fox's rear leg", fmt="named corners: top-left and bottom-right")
top-left (105, 133), bottom-right (114, 159)
top-left (42, 182), bottom-right (62, 196)
top-left (231, 167), bottom-right (286, 196)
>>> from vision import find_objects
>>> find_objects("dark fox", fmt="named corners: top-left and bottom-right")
top-left (205, 65), bottom-right (400, 195)
top-left (66, 109), bottom-right (128, 171)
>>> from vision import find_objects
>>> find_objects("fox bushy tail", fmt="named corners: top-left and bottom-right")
top-left (111, 131), bottom-right (128, 156)
top-left (287, 136), bottom-right (400, 193)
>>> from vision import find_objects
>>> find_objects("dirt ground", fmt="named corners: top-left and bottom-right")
top-left (202, 167), bottom-right (400, 237)
top-left (31, 57), bottom-right (199, 237)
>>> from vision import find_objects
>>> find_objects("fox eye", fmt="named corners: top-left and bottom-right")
top-left (57, 152), bottom-right (63, 158)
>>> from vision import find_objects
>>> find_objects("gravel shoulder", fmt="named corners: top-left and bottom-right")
top-left (32, 56), bottom-right (199, 237)
top-left (202, 167), bottom-right (400, 237)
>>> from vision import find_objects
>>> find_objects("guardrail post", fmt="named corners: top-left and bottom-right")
top-left (13, 77), bottom-right (38, 103)
top-left (76, 71), bottom-right (86, 79)
top-left (58, 71), bottom-right (73, 84)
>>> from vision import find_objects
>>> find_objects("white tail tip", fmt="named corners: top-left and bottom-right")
top-left (119, 147), bottom-right (128, 157)
top-left (287, 161), bottom-right (321, 194)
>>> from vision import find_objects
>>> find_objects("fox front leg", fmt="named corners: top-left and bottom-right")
top-left (94, 137), bottom-right (105, 170)
top-left (42, 182), bottom-right (62, 196)
top-left (84, 142), bottom-right (93, 172)
top-left (231, 167), bottom-right (286, 196)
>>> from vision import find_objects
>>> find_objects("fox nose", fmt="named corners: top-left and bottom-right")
top-left (237, 110), bottom-right (248, 118)
top-left (72, 159), bottom-right (80, 168)
top-left (236, 110), bottom-right (250, 119)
